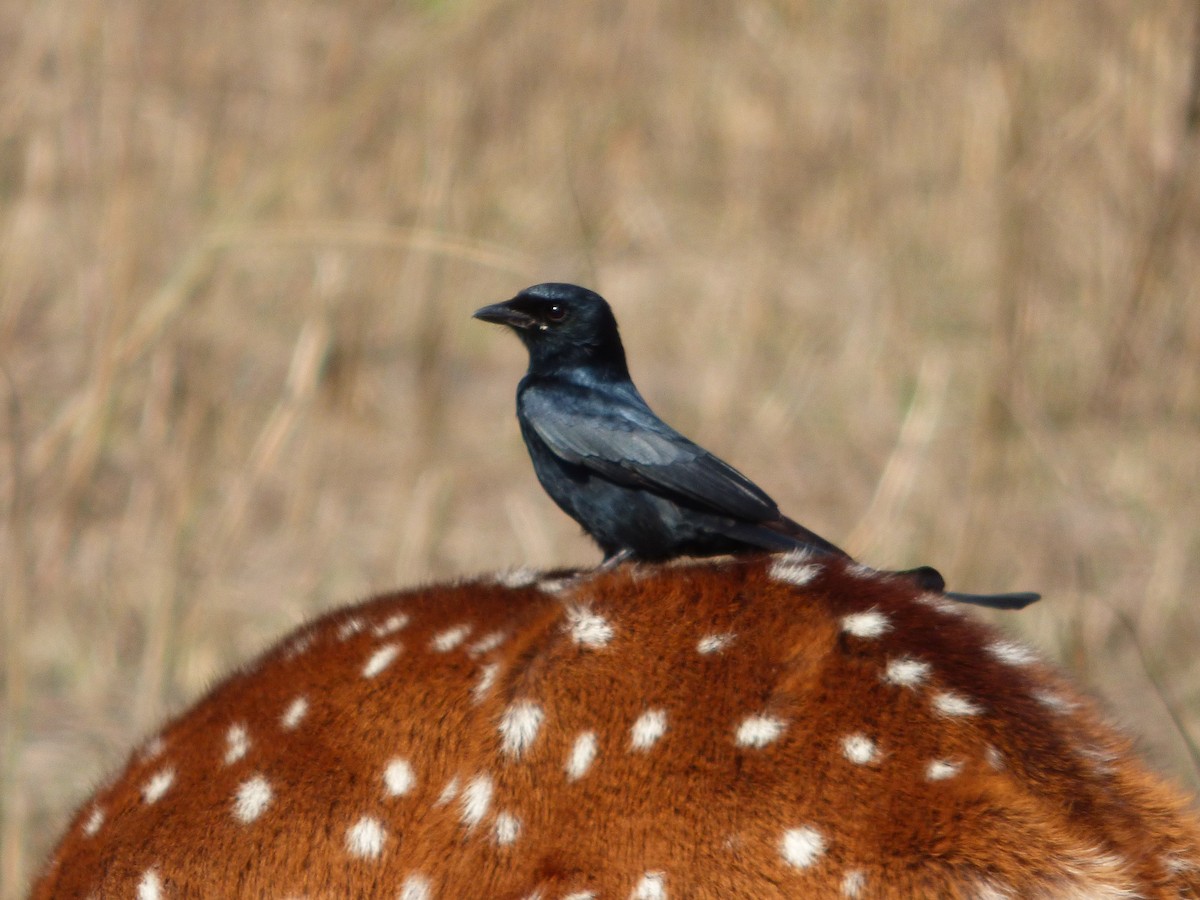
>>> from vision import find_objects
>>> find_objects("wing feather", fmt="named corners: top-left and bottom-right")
top-left (519, 382), bottom-right (781, 522)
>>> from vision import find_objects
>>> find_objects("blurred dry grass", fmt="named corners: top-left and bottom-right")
top-left (2, 0), bottom-right (1200, 893)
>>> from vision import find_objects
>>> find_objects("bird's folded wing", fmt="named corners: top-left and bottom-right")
top-left (520, 385), bottom-right (781, 522)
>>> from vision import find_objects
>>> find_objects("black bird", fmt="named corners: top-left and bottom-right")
top-left (474, 282), bottom-right (1039, 610)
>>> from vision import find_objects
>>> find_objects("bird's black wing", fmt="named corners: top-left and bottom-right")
top-left (519, 382), bottom-right (782, 523)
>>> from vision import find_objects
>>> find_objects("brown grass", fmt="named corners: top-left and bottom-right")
top-left (2, 0), bottom-right (1199, 894)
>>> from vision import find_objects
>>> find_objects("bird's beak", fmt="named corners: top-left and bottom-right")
top-left (472, 301), bottom-right (537, 330)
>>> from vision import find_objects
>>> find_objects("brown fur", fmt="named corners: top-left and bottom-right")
top-left (31, 556), bottom-right (1200, 898)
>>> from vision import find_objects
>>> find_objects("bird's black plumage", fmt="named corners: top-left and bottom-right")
top-left (474, 282), bottom-right (1039, 610)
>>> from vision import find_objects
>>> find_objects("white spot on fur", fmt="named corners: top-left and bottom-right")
top-left (883, 656), bottom-right (930, 688)
top-left (233, 775), bottom-right (272, 823)
top-left (373, 613), bottom-right (410, 637)
top-left (81, 805), bottom-right (104, 837)
top-left (337, 617), bottom-right (366, 640)
top-left (631, 871), bottom-right (667, 899)
top-left (561, 893), bottom-right (596, 900)
top-left (468, 630), bottom-right (508, 656)
top-left (345, 816), bottom-right (386, 858)
top-left (566, 606), bottom-right (615, 647)
top-left (932, 691), bottom-right (983, 717)
top-left (769, 550), bottom-right (822, 586)
top-left (630, 709), bottom-right (668, 750)
top-left (841, 734), bottom-right (878, 765)
top-left (1070, 852), bottom-right (1138, 892)
top-left (137, 869), bottom-right (163, 900)
top-left (399, 874), bottom-right (432, 900)
top-left (141, 767), bottom-right (175, 804)
top-left (281, 696), bottom-right (308, 730)
top-left (987, 639), bottom-right (1038, 666)
top-left (1033, 689), bottom-right (1079, 714)
top-left (460, 773), bottom-right (494, 829)
top-left (697, 633), bottom-right (734, 654)
top-left (780, 826), bottom-right (826, 868)
top-left (284, 632), bottom-right (314, 659)
top-left (967, 881), bottom-right (1016, 900)
top-left (926, 759), bottom-right (962, 781)
top-left (1076, 744), bottom-right (1120, 775)
top-left (916, 593), bottom-right (967, 615)
top-left (841, 609), bottom-right (891, 639)
top-left (435, 777), bottom-right (460, 806)
top-left (735, 715), bottom-right (786, 748)
top-left (384, 759), bottom-right (415, 797)
top-left (842, 869), bottom-right (866, 897)
top-left (537, 577), bottom-right (574, 595)
top-left (846, 563), bottom-right (877, 579)
top-left (139, 736), bottom-right (166, 761)
top-left (473, 662), bottom-right (502, 704)
top-left (567, 731), bottom-right (598, 780)
top-left (985, 745), bottom-right (1005, 770)
top-left (1163, 852), bottom-right (1200, 874)
top-left (500, 699), bottom-right (544, 758)
top-left (363, 642), bottom-right (401, 678)
top-left (430, 623), bottom-right (472, 652)
top-left (495, 811), bottom-right (521, 845)
top-left (224, 723), bottom-right (250, 764)
top-left (497, 567), bottom-right (539, 589)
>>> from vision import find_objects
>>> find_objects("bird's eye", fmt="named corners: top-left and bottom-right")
top-left (546, 304), bottom-right (567, 323)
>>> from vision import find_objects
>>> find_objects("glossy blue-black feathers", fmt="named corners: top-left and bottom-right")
top-left (474, 283), bottom-right (1039, 610)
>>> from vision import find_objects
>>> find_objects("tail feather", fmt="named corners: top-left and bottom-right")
top-left (943, 590), bottom-right (1041, 610)
top-left (898, 565), bottom-right (1040, 610)
top-left (718, 522), bottom-right (1042, 613)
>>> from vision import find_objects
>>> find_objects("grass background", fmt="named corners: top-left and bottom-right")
top-left (3, 0), bottom-right (1200, 893)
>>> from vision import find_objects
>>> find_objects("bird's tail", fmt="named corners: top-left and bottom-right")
top-left (942, 590), bottom-right (1041, 610)
top-left (897, 565), bottom-right (1040, 610)
top-left (733, 533), bottom-right (1042, 611)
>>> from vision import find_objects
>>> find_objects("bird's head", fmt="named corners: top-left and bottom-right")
top-left (473, 283), bottom-right (629, 376)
